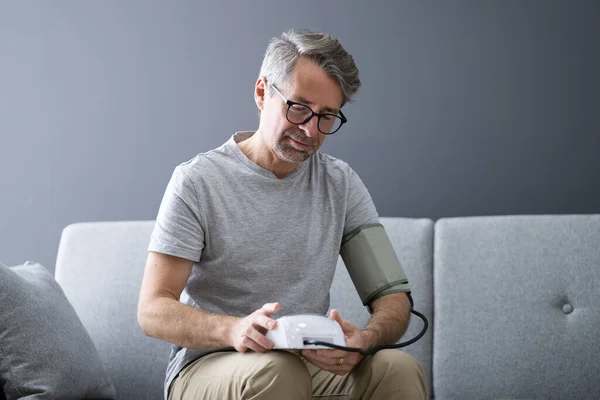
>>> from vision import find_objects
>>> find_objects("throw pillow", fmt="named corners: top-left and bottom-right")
top-left (0, 261), bottom-right (116, 399)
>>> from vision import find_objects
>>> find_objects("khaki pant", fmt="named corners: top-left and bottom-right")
top-left (169, 349), bottom-right (428, 399)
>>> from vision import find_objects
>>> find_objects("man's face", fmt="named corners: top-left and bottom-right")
top-left (258, 58), bottom-right (344, 163)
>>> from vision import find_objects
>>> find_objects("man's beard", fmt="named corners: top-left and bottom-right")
top-left (275, 128), bottom-right (319, 163)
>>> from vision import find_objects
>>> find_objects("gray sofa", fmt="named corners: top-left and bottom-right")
top-left (50, 215), bottom-right (600, 399)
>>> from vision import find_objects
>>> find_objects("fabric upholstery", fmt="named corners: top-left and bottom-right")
top-left (54, 218), bottom-right (434, 399)
top-left (0, 262), bottom-right (115, 400)
top-left (52, 215), bottom-right (600, 399)
top-left (330, 217), bottom-right (434, 396)
top-left (433, 215), bottom-right (600, 399)
top-left (55, 222), bottom-right (171, 400)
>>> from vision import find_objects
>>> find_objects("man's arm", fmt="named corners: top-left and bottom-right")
top-left (137, 251), bottom-right (278, 352)
top-left (361, 292), bottom-right (411, 349)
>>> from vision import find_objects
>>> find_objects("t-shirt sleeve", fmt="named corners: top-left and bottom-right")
top-left (343, 168), bottom-right (380, 236)
top-left (148, 166), bottom-right (205, 262)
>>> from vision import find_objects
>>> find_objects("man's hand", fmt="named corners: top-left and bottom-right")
top-left (229, 302), bottom-right (280, 353)
top-left (301, 309), bottom-right (366, 376)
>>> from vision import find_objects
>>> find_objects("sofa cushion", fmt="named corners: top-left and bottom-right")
top-left (0, 261), bottom-right (115, 400)
top-left (434, 215), bottom-right (600, 399)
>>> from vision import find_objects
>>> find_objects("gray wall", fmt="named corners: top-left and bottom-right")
top-left (1, 1), bottom-right (599, 273)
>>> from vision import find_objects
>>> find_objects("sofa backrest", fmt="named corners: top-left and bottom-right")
top-left (433, 215), bottom-right (600, 399)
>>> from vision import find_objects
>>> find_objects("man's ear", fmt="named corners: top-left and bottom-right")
top-left (254, 77), bottom-right (267, 111)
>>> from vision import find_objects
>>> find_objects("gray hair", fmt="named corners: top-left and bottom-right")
top-left (259, 29), bottom-right (361, 106)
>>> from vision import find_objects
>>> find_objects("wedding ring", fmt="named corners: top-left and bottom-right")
top-left (337, 357), bottom-right (344, 365)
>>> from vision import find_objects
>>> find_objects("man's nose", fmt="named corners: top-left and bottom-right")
top-left (299, 115), bottom-right (320, 138)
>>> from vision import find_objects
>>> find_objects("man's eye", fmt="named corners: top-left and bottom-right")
top-left (290, 105), bottom-right (310, 113)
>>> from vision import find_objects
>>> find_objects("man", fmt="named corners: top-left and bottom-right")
top-left (138, 29), bottom-right (427, 399)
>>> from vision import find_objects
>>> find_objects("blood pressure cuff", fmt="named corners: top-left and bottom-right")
top-left (340, 223), bottom-right (411, 310)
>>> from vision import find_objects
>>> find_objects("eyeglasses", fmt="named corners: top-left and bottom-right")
top-left (271, 84), bottom-right (347, 135)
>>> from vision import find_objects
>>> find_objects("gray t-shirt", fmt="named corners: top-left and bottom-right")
top-left (148, 131), bottom-right (379, 398)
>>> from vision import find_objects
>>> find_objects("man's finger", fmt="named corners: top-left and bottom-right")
top-left (302, 352), bottom-right (349, 376)
top-left (244, 327), bottom-right (274, 351)
top-left (303, 348), bottom-right (347, 363)
top-left (329, 309), bottom-right (344, 324)
top-left (241, 334), bottom-right (269, 353)
top-left (314, 349), bottom-right (346, 359)
top-left (261, 302), bottom-right (280, 315)
top-left (329, 309), bottom-right (353, 332)
top-left (253, 313), bottom-right (277, 331)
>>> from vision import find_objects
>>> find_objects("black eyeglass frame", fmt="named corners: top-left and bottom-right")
top-left (271, 84), bottom-right (347, 135)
